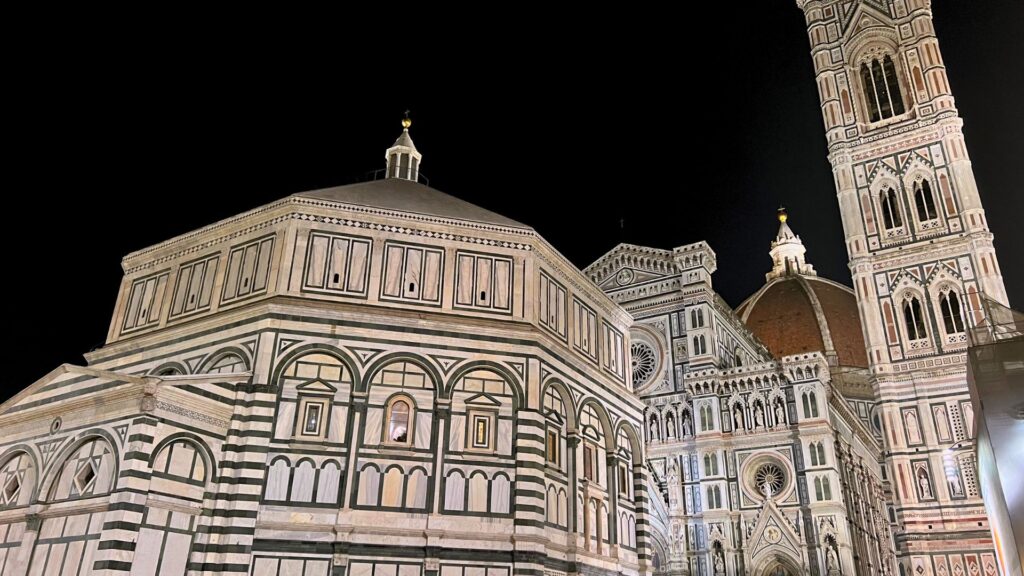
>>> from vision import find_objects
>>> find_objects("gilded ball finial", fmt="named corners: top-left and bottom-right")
top-left (777, 206), bottom-right (788, 223)
top-left (402, 109), bottom-right (412, 129)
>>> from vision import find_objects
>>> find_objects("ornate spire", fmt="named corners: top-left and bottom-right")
top-left (385, 111), bottom-right (422, 181)
top-left (767, 207), bottom-right (816, 281)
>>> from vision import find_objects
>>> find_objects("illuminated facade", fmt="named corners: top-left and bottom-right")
top-left (0, 2), bottom-right (1014, 576)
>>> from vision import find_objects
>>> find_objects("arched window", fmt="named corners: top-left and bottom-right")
top-left (386, 397), bottom-right (412, 445)
top-left (914, 180), bottom-right (938, 221)
top-left (704, 453), bottom-right (718, 476)
top-left (203, 352), bottom-right (247, 374)
top-left (814, 477), bottom-right (823, 500)
top-left (823, 477), bottom-right (832, 500)
top-left (809, 443), bottom-right (819, 466)
top-left (880, 188), bottom-right (903, 229)
top-left (802, 392), bottom-right (819, 419)
top-left (902, 296), bottom-right (927, 341)
top-left (940, 291), bottom-right (965, 334)
top-left (0, 452), bottom-right (36, 508)
top-left (700, 404), bottom-right (713, 432)
top-left (706, 486), bottom-right (722, 509)
top-left (860, 53), bottom-right (905, 122)
top-left (817, 443), bottom-right (826, 465)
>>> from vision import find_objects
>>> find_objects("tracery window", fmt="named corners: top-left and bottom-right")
top-left (860, 53), bottom-right (905, 122)
top-left (914, 180), bottom-right (938, 222)
top-left (939, 290), bottom-right (965, 334)
top-left (880, 187), bottom-right (903, 230)
top-left (902, 296), bottom-right (927, 341)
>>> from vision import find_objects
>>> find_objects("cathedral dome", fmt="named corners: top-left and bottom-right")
top-left (735, 209), bottom-right (868, 369)
top-left (736, 275), bottom-right (868, 369)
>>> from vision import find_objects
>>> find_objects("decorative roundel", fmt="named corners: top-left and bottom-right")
top-left (754, 463), bottom-right (786, 497)
top-left (631, 341), bottom-right (657, 388)
top-left (616, 268), bottom-right (635, 286)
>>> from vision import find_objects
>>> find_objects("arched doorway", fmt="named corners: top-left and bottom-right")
top-left (753, 554), bottom-right (802, 576)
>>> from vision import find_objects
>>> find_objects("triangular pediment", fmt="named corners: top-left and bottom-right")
top-left (748, 498), bottom-right (803, 560)
top-left (584, 243), bottom-right (678, 290)
top-left (842, 1), bottom-right (893, 38)
top-left (0, 364), bottom-right (144, 417)
top-left (296, 379), bottom-right (337, 394)
top-left (464, 393), bottom-right (501, 406)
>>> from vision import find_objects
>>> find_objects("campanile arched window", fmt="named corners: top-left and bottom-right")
top-left (902, 296), bottom-right (927, 341)
top-left (914, 180), bottom-right (938, 222)
top-left (860, 53), bottom-right (906, 122)
top-left (939, 290), bottom-right (965, 334)
top-left (880, 188), bottom-right (903, 230)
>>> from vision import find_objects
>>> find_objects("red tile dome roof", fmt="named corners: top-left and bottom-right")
top-left (736, 275), bottom-right (868, 369)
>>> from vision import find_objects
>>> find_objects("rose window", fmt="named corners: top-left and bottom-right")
top-left (754, 463), bottom-right (785, 497)
top-left (631, 342), bottom-right (657, 388)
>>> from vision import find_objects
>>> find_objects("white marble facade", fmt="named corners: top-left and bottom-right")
top-left (0, 3), bottom-right (1013, 576)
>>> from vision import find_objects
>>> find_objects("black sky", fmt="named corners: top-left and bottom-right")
top-left (6, 2), bottom-right (1023, 397)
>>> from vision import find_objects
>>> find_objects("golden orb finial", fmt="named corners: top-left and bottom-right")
top-left (777, 206), bottom-right (788, 223)
top-left (402, 109), bottom-right (412, 129)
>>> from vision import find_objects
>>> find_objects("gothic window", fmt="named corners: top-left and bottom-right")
top-left (802, 392), bottom-right (819, 419)
top-left (902, 296), bottom-right (928, 341)
top-left (700, 404), bottom-right (714, 432)
top-left (860, 53), bottom-right (906, 122)
top-left (809, 442), bottom-right (820, 466)
top-left (706, 486), bottom-right (722, 509)
top-left (690, 309), bottom-right (705, 328)
top-left (704, 453), bottom-right (719, 476)
top-left (816, 443), bottom-right (826, 465)
top-left (880, 187), bottom-right (903, 229)
top-left (914, 180), bottom-right (938, 222)
top-left (691, 335), bottom-right (707, 355)
top-left (814, 476), bottom-right (833, 501)
top-left (939, 290), bottom-right (965, 334)
top-left (385, 396), bottom-right (413, 446)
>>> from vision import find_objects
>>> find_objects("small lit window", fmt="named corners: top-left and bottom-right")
top-left (467, 411), bottom-right (495, 452)
top-left (386, 397), bottom-right (413, 445)
top-left (304, 404), bottom-right (322, 435)
top-left (618, 464), bottom-right (631, 498)
top-left (546, 429), bottom-right (560, 466)
top-left (296, 397), bottom-right (329, 439)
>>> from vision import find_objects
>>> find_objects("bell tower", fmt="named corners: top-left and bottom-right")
top-left (794, 1), bottom-right (1007, 575)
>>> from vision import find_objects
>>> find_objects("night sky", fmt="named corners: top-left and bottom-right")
top-left (6, 1), bottom-right (1022, 398)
